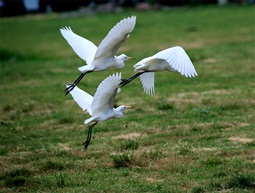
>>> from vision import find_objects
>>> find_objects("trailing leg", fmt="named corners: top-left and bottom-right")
top-left (65, 71), bottom-right (92, 95)
top-left (119, 71), bottom-right (146, 88)
top-left (83, 122), bottom-right (98, 150)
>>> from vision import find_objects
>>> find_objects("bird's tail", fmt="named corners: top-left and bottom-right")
top-left (78, 65), bottom-right (94, 73)
top-left (84, 116), bottom-right (98, 124)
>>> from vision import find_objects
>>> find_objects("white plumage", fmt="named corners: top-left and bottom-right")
top-left (60, 16), bottom-right (136, 95)
top-left (120, 46), bottom-right (197, 95)
top-left (67, 72), bottom-right (127, 149)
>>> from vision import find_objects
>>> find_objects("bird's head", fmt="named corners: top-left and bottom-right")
top-left (117, 54), bottom-right (135, 62)
top-left (115, 105), bottom-right (133, 118)
top-left (117, 105), bottom-right (133, 111)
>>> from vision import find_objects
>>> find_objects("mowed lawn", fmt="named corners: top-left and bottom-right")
top-left (0, 5), bottom-right (254, 192)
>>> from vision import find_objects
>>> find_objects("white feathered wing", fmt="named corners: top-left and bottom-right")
top-left (138, 46), bottom-right (197, 95)
top-left (60, 16), bottom-right (136, 67)
top-left (85, 73), bottom-right (122, 124)
top-left (60, 26), bottom-right (97, 65)
top-left (94, 16), bottom-right (136, 60)
top-left (66, 84), bottom-right (93, 115)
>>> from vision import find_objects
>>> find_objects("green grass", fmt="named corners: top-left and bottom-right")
top-left (0, 5), bottom-right (254, 192)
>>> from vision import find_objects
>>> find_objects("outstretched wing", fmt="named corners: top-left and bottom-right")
top-left (139, 72), bottom-right (155, 95)
top-left (91, 73), bottom-right (121, 114)
top-left (153, 46), bottom-right (198, 77)
top-left (60, 26), bottom-right (97, 65)
top-left (94, 16), bottom-right (136, 60)
top-left (67, 84), bottom-right (93, 115)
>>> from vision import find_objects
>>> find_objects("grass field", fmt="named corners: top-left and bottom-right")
top-left (0, 4), bottom-right (254, 192)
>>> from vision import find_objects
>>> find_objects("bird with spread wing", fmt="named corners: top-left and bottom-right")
top-left (119, 46), bottom-right (198, 95)
top-left (67, 72), bottom-right (131, 149)
top-left (61, 16), bottom-right (136, 95)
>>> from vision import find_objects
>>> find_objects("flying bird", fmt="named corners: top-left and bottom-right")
top-left (60, 16), bottom-right (136, 95)
top-left (119, 46), bottom-right (198, 95)
top-left (67, 73), bottom-right (129, 149)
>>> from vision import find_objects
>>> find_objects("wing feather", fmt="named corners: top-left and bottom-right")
top-left (60, 26), bottom-right (97, 64)
top-left (94, 16), bottom-right (136, 59)
top-left (91, 73), bottom-right (121, 114)
top-left (153, 46), bottom-right (198, 77)
top-left (67, 84), bottom-right (93, 115)
top-left (140, 72), bottom-right (155, 95)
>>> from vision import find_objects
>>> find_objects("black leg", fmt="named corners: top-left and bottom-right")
top-left (65, 71), bottom-right (93, 96)
top-left (83, 122), bottom-right (98, 150)
top-left (65, 73), bottom-right (85, 95)
top-left (119, 71), bottom-right (146, 88)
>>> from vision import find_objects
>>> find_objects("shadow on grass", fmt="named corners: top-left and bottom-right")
top-left (227, 173), bottom-right (255, 189)
top-left (2, 168), bottom-right (31, 188)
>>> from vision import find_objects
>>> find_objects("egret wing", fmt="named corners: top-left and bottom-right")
top-left (94, 16), bottom-right (136, 60)
top-left (139, 72), bottom-right (155, 95)
top-left (133, 57), bottom-right (157, 95)
top-left (91, 73), bottom-right (121, 114)
top-left (153, 46), bottom-right (198, 77)
top-left (67, 84), bottom-right (93, 115)
top-left (60, 26), bottom-right (97, 65)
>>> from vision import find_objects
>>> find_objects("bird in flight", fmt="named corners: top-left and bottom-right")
top-left (119, 46), bottom-right (198, 95)
top-left (60, 16), bottom-right (136, 95)
top-left (67, 72), bottom-right (130, 149)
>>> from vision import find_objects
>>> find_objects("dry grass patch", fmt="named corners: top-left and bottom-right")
top-left (113, 132), bottom-right (144, 140)
top-left (167, 98), bottom-right (199, 109)
top-left (193, 147), bottom-right (218, 152)
top-left (203, 89), bottom-right (230, 95)
top-left (175, 91), bottom-right (200, 99)
top-left (176, 39), bottom-right (205, 49)
top-left (58, 143), bottom-right (71, 151)
top-left (229, 137), bottom-right (254, 144)
top-left (146, 177), bottom-right (164, 183)
top-left (202, 58), bottom-right (218, 64)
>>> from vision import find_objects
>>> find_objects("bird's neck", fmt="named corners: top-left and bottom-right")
top-left (115, 56), bottom-right (125, 69)
top-left (114, 108), bottom-right (124, 118)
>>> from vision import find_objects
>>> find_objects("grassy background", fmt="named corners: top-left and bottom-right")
top-left (0, 5), bottom-right (254, 192)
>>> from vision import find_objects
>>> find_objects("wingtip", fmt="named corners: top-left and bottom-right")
top-left (117, 72), bottom-right (122, 85)
top-left (144, 87), bottom-right (155, 96)
top-left (118, 72), bottom-right (122, 80)
top-left (131, 15), bottom-right (136, 21)
top-left (188, 71), bottom-right (198, 78)
top-left (114, 72), bottom-right (122, 82)
top-left (60, 26), bottom-right (72, 31)
top-left (124, 15), bottom-right (136, 26)
top-left (127, 15), bottom-right (136, 20)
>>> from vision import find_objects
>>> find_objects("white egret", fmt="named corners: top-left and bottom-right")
top-left (119, 46), bottom-right (198, 95)
top-left (67, 72), bottom-right (129, 149)
top-left (60, 16), bottom-right (136, 95)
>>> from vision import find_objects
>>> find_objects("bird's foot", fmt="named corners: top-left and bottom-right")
top-left (119, 79), bottom-right (131, 88)
top-left (82, 140), bottom-right (90, 150)
top-left (65, 83), bottom-right (76, 95)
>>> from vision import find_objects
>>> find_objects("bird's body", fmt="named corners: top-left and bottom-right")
top-left (120, 46), bottom-right (198, 95)
top-left (67, 73), bottom-right (127, 149)
top-left (60, 16), bottom-right (136, 95)
top-left (134, 58), bottom-right (175, 72)
top-left (85, 106), bottom-right (125, 125)
top-left (78, 54), bottom-right (127, 72)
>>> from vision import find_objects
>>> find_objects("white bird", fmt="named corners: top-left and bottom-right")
top-left (119, 46), bottom-right (198, 95)
top-left (67, 72), bottom-right (129, 149)
top-left (60, 16), bottom-right (136, 95)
